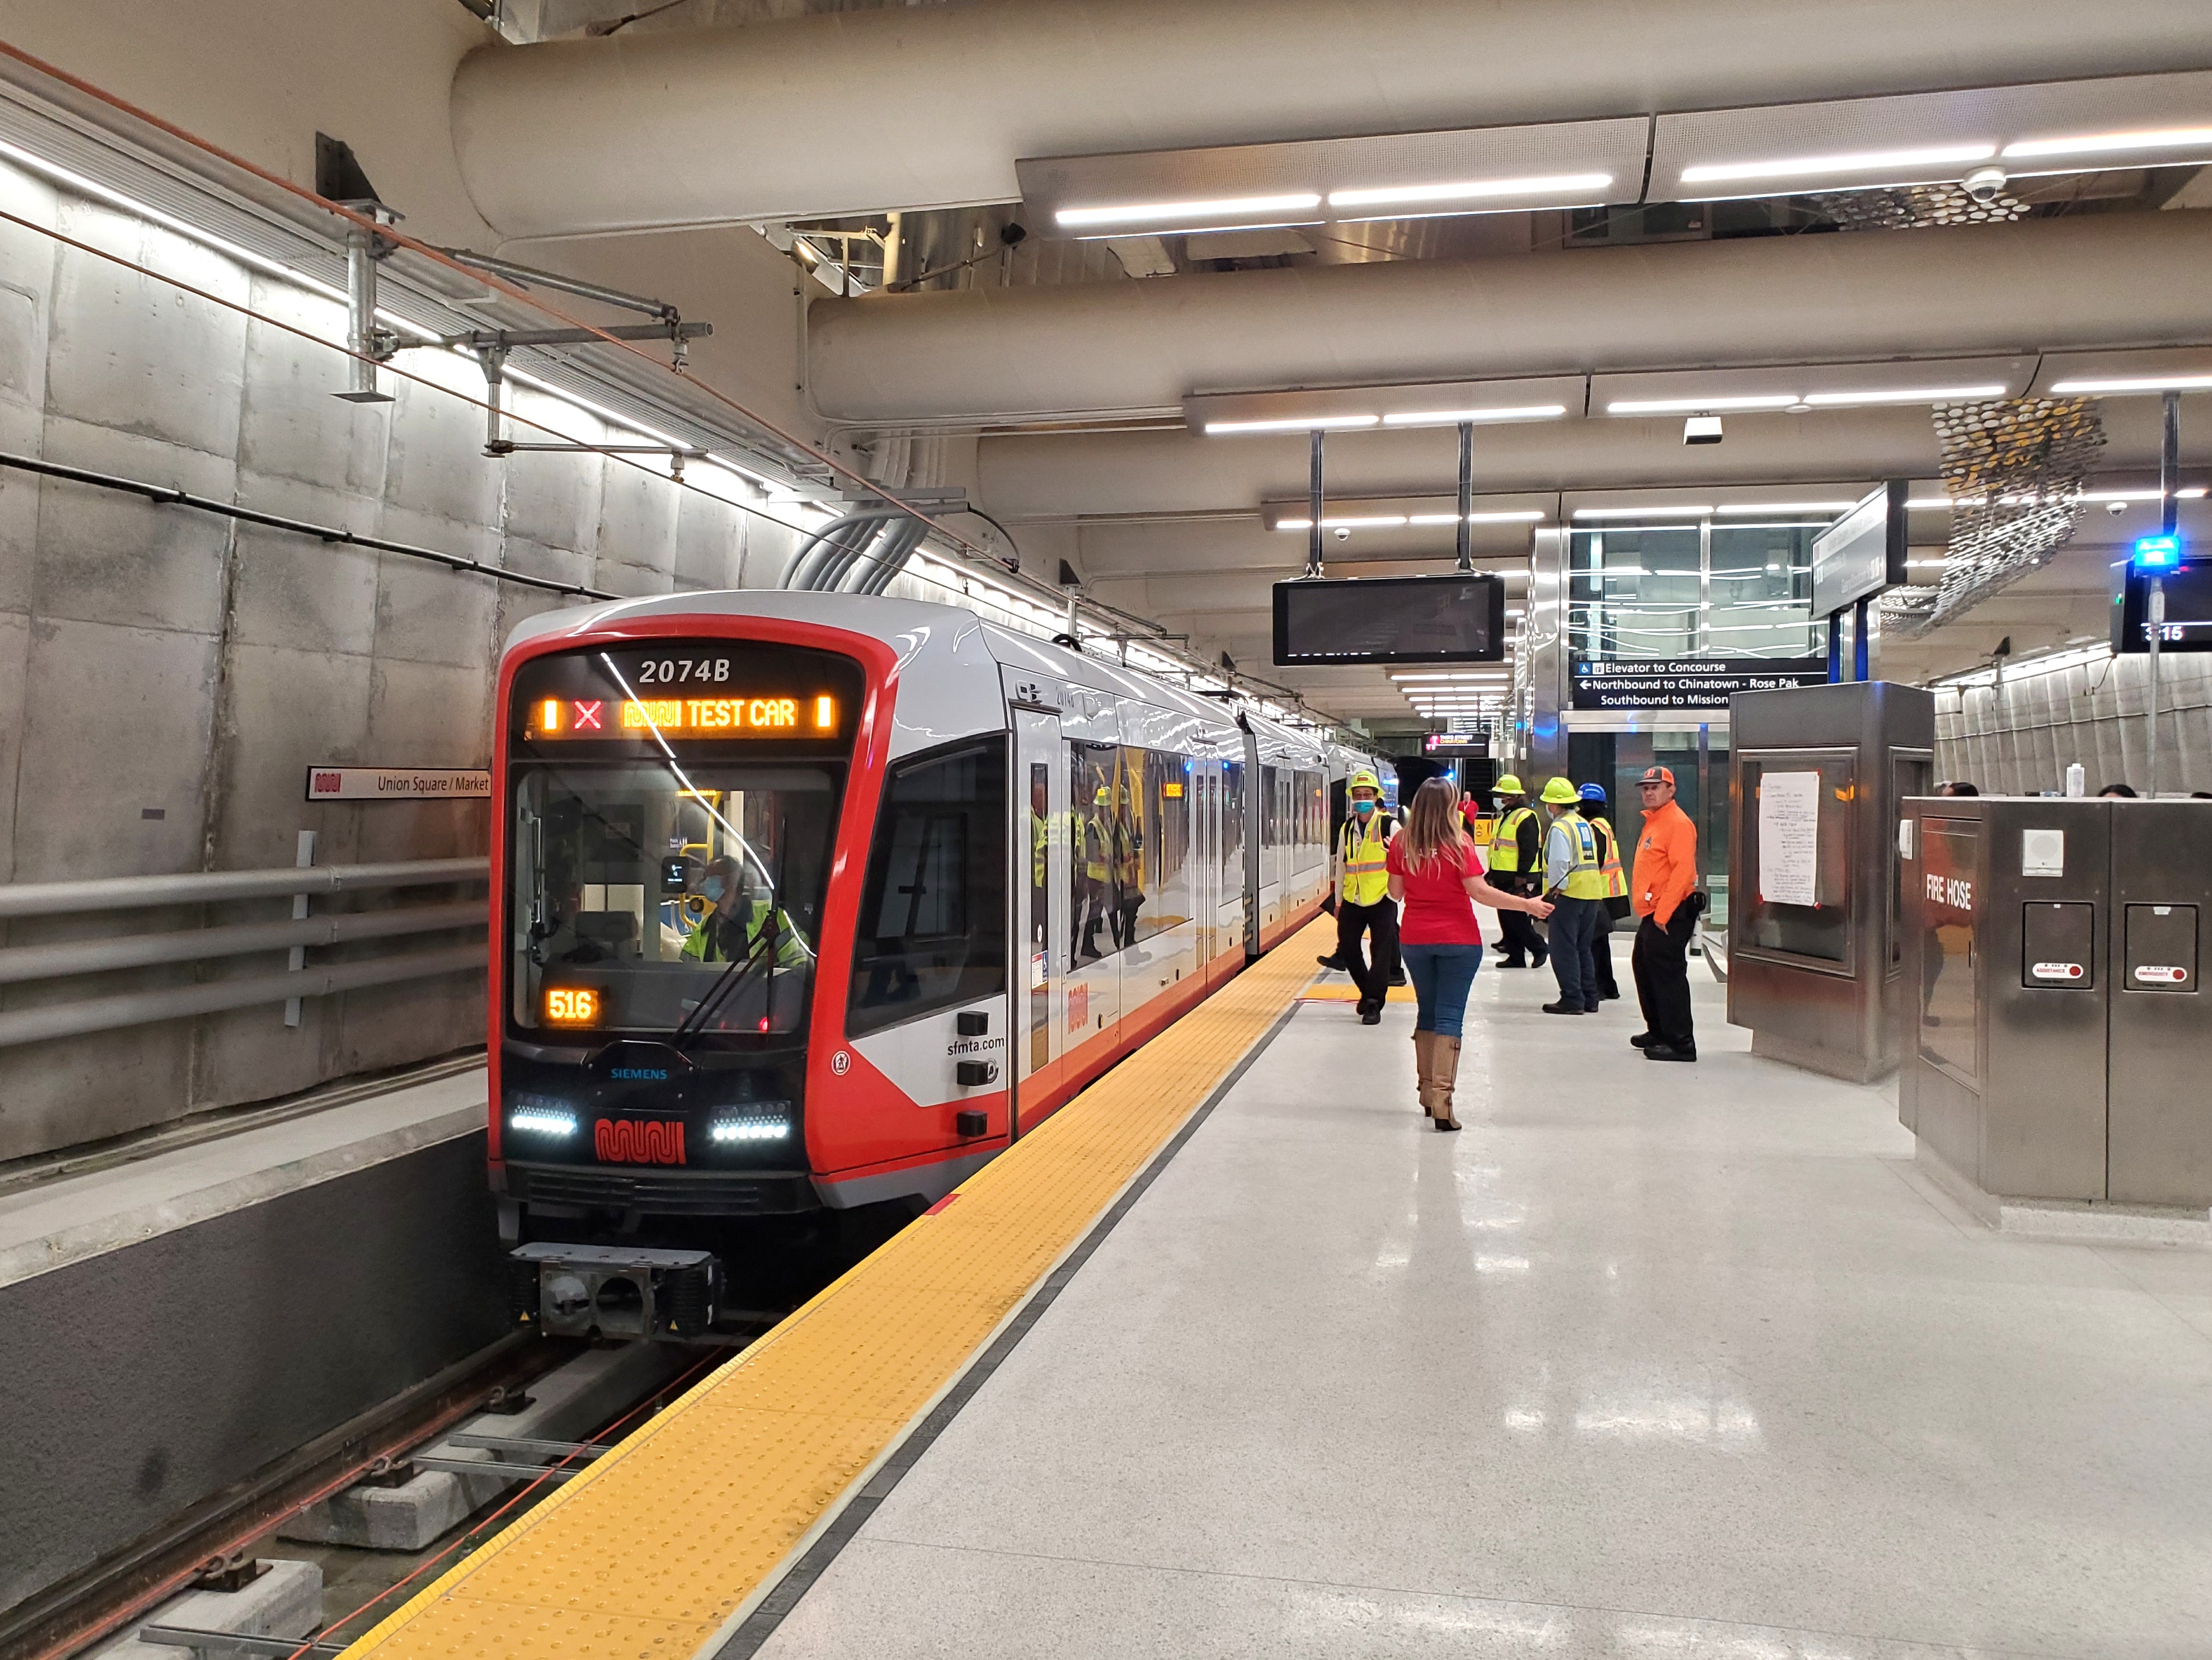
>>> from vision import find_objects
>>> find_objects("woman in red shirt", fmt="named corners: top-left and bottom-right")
top-left (1386, 777), bottom-right (1553, 1131)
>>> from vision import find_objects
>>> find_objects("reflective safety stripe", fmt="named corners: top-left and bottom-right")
top-left (1339, 814), bottom-right (1391, 906)
top-left (1562, 818), bottom-right (1609, 900)
top-left (1591, 816), bottom-right (1629, 899)
top-left (1489, 806), bottom-right (1538, 873)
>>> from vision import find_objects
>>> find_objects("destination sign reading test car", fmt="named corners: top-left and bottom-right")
top-left (509, 640), bottom-right (866, 746)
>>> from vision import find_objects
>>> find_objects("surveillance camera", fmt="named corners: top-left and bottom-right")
top-left (1962, 166), bottom-right (2007, 205)
top-left (2106, 499), bottom-right (2129, 517)
top-left (1333, 526), bottom-right (1351, 541)
top-left (1683, 414), bottom-right (1723, 447)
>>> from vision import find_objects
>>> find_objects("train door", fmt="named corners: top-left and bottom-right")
top-left (1013, 708), bottom-right (1065, 1132)
top-left (1191, 762), bottom-right (1217, 965)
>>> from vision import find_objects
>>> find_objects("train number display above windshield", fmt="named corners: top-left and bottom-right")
top-left (635, 657), bottom-right (732, 684)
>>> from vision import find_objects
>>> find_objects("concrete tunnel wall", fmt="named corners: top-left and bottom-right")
top-left (0, 159), bottom-right (804, 1164)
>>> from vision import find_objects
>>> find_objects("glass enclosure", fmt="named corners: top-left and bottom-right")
top-left (1570, 522), bottom-right (1825, 662)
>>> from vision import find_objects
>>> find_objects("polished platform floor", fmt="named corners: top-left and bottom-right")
top-left (759, 960), bottom-right (2212, 1659)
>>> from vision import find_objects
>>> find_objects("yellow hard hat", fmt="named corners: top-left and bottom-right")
top-left (1349, 769), bottom-right (1381, 793)
top-left (1493, 774), bottom-right (1525, 795)
top-left (1541, 777), bottom-right (1581, 804)
top-left (1095, 787), bottom-right (1111, 802)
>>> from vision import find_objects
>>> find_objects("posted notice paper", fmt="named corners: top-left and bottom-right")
top-left (1759, 769), bottom-right (1822, 908)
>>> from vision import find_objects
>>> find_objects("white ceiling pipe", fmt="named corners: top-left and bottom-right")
top-left (450, 0), bottom-right (2209, 239)
top-left (812, 210), bottom-right (2212, 423)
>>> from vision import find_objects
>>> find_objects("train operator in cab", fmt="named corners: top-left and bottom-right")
top-left (681, 855), bottom-right (810, 968)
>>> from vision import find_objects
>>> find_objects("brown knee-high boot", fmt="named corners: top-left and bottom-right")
top-left (1411, 1030), bottom-right (1436, 1116)
top-left (1432, 1036), bottom-right (1463, 1132)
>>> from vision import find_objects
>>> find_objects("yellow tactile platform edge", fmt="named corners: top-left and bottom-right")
top-left (338, 917), bottom-right (1333, 1660)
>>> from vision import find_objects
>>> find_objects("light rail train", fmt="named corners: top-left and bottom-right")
top-left (489, 593), bottom-right (1390, 1333)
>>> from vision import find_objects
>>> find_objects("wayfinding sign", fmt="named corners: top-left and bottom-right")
top-left (1810, 481), bottom-right (1907, 618)
top-left (1570, 658), bottom-right (1827, 711)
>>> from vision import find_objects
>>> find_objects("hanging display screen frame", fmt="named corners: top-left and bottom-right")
top-left (1272, 573), bottom-right (1506, 665)
top-left (2113, 559), bottom-right (2212, 653)
top-left (1809, 480), bottom-right (1907, 618)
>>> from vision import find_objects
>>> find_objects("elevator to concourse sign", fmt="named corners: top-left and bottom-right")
top-left (306, 767), bottom-right (492, 802)
top-left (1571, 658), bottom-right (1827, 711)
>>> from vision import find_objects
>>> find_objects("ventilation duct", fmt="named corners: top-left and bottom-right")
top-left (448, 0), bottom-right (2208, 239)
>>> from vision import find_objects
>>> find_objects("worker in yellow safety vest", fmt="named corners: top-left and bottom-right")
top-left (1316, 770), bottom-right (1399, 1023)
top-left (1484, 775), bottom-right (1549, 970)
top-left (1538, 778), bottom-right (1609, 1014)
top-left (1579, 782), bottom-right (1628, 1003)
top-left (1076, 785), bottom-right (1114, 962)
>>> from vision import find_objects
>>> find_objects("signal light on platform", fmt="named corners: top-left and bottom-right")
top-left (2134, 533), bottom-right (2184, 571)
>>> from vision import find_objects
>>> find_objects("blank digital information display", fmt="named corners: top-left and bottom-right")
top-left (1274, 574), bottom-right (1505, 665)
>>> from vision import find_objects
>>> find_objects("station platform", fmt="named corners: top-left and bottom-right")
top-left (336, 925), bottom-right (2212, 1660)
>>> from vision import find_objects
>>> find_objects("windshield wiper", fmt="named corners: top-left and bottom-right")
top-left (671, 921), bottom-right (777, 1051)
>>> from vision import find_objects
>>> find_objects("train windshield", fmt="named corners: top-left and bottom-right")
top-left (509, 760), bottom-right (840, 1040)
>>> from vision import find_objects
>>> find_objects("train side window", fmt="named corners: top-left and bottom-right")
top-left (848, 737), bottom-right (1007, 1037)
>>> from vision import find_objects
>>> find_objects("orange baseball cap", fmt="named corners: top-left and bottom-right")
top-left (1638, 766), bottom-right (1675, 787)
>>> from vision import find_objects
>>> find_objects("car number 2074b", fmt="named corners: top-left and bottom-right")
top-left (634, 659), bottom-right (733, 684)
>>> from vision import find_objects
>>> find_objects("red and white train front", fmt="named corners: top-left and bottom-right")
top-left (489, 593), bottom-right (1335, 1338)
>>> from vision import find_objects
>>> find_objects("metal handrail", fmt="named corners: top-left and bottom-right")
top-left (0, 856), bottom-right (487, 918)
top-left (0, 856), bottom-right (492, 1048)
top-left (0, 902), bottom-right (487, 985)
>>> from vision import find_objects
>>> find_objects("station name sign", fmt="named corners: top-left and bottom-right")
top-left (306, 767), bottom-right (491, 802)
top-left (1570, 657), bottom-right (1828, 711)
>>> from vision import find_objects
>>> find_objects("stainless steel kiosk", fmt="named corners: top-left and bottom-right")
top-left (1899, 795), bottom-right (2212, 1214)
top-left (1726, 681), bottom-right (1934, 1081)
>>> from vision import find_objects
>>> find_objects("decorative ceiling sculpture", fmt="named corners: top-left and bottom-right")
top-left (1821, 181), bottom-right (2032, 232)
top-left (1884, 397), bottom-right (2107, 635)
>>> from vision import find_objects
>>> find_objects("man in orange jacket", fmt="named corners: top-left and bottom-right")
top-left (1629, 765), bottom-right (1701, 1062)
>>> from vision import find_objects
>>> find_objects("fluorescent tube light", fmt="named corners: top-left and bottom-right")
top-left (1679, 142), bottom-right (1996, 185)
top-left (2003, 126), bottom-right (2212, 160)
top-left (1573, 506), bottom-right (1713, 519)
top-left (2048, 373), bottom-right (2212, 395)
top-left (1802, 384), bottom-right (2007, 407)
top-left (1271, 514), bottom-right (1406, 530)
top-left (1055, 192), bottom-right (1322, 229)
top-left (1382, 404), bottom-right (1566, 427)
top-left (1713, 501), bottom-right (1857, 514)
top-left (1205, 413), bottom-right (1379, 435)
top-left (1405, 510), bottom-right (1545, 526)
top-left (1606, 395), bottom-right (1800, 415)
top-left (1328, 172), bottom-right (1612, 209)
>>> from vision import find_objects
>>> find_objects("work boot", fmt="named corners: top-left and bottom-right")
top-left (1316, 952), bottom-right (1348, 970)
top-left (1411, 1030), bottom-right (1436, 1116)
top-left (1531, 946), bottom-right (1549, 970)
top-left (1358, 996), bottom-right (1382, 1025)
top-left (1643, 1042), bottom-right (1697, 1063)
top-left (1630, 1032), bottom-right (1656, 1049)
top-left (1541, 1000), bottom-right (1585, 1015)
top-left (1432, 1036), bottom-right (1463, 1132)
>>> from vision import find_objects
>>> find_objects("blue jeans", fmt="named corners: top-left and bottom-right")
top-left (1548, 896), bottom-right (1603, 1010)
top-left (1401, 942), bottom-right (1483, 1038)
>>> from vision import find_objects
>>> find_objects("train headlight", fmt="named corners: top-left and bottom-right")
top-left (509, 1095), bottom-right (579, 1137)
top-left (710, 1109), bottom-right (793, 1144)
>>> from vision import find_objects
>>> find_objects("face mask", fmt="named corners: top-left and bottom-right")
top-left (1353, 798), bottom-right (1375, 815)
top-left (702, 876), bottom-right (726, 902)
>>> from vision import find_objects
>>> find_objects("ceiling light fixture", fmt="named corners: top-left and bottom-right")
top-left (1573, 506), bottom-right (1713, 519)
top-left (1404, 510), bottom-right (1546, 526)
top-left (1801, 384), bottom-right (2008, 406)
top-left (1204, 413), bottom-right (1379, 435)
top-left (1608, 394), bottom-right (1799, 416)
top-left (1712, 501), bottom-right (1857, 514)
top-left (1055, 192), bottom-right (1322, 229)
top-left (1327, 172), bottom-right (1613, 210)
top-left (1271, 514), bottom-right (1407, 530)
top-left (2048, 372), bottom-right (2212, 395)
top-left (2002, 126), bottom-right (2212, 160)
top-left (1382, 404), bottom-right (1568, 427)
top-left (1679, 142), bottom-right (1996, 185)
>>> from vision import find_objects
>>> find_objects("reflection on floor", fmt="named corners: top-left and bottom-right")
top-left (760, 967), bottom-right (2212, 1660)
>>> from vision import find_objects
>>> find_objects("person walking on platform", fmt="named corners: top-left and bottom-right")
top-left (1578, 783), bottom-right (1629, 1002)
top-left (1318, 769), bottom-right (1399, 1025)
top-left (1386, 777), bottom-right (1553, 1131)
top-left (1484, 775), bottom-right (1548, 970)
top-left (1629, 765), bottom-right (1701, 1062)
top-left (1538, 779), bottom-right (1606, 1015)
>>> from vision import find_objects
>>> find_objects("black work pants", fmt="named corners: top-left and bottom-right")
top-left (1632, 904), bottom-right (1698, 1050)
top-left (1495, 878), bottom-right (1546, 964)
top-left (1335, 896), bottom-right (1399, 1008)
top-left (1592, 911), bottom-right (1620, 999)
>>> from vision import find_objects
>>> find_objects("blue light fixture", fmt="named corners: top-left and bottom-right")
top-left (2133, 533), bottom-right (2184, 571)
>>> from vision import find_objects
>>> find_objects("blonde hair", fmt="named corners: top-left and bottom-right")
top-left (1399, 777), bottom-right (1472, 875)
